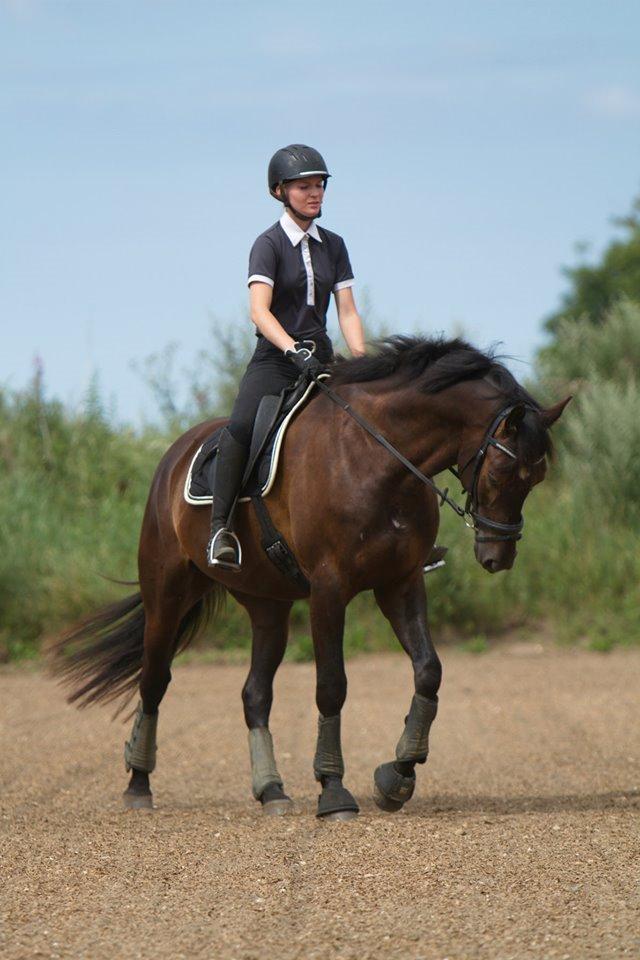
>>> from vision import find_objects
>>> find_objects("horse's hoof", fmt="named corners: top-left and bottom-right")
top-left (123, 789), bottom-right (153, 810)
top-left (373, 762), bottom-right (415, 813)
top-left (373, 784), bottom-right (404, 813)
top-left (320, 809), bottom-right (359, 822)
top-left (262, 797), bottom-right (294, 817)
top-left (316, 778), bottom-right (360, 820)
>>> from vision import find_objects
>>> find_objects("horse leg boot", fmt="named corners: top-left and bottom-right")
top-left (310, 581), bottom-right (359, 821)
top-left (373, 694), bottom-right (438, 811)
top-left (123, 618), bottom-right (174, 810)
top-left (124, 702), bottom-right (159, 809)
top-left (206, 427), bottom-right (249, 571)
top-left (373, 574), bottom-right (442, 812)
top-left (313, 714), bottom-right (359, 820)
top-left (237, 594), bottom-right (294, 815)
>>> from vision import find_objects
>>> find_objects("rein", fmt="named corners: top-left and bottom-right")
top-left (312, 377), bottom-right (528, 543)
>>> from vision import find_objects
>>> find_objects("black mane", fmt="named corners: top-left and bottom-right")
top-left (329, 335), bottom-right (550, 464)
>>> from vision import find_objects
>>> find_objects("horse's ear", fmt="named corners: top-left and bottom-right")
top-left (504, 403), bottom-right (527, 435)
top-left (541, 396), bottom-right (572, 428)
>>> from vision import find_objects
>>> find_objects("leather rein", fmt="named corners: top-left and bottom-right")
top-left (312, 377), bottom-right (529, 544)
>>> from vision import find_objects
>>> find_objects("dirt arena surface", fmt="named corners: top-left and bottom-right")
top-left (1, 646), bottom-right (639, 960)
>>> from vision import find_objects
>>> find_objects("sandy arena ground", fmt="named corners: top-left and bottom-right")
top-left (1, 646), bottom-right (639, 960)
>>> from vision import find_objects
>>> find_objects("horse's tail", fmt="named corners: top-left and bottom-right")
top-left (48, 585), bottom-right (226, 714)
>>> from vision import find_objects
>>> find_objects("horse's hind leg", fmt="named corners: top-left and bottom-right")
top-left (232, 592), bottom-right (293, 816)
top-left (123, 564), bottom-right (212, 810)
top-left (373, 572), bottom-right (441, 812)
top-left (122, 613), bottom-right (175, 809)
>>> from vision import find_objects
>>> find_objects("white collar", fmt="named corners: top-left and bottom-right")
top-left (279, 210), bottom-right (322, 246)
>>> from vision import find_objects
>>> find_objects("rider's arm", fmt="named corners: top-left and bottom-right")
top-left (249, 282), bottom-right (297, 353)
top-left (335, 286), bottom-right (366, 356)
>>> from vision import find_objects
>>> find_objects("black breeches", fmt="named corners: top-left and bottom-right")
top-left (228, 333), bottom-right (333, 446)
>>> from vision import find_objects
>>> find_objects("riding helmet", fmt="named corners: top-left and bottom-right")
top-left (268, 144), bottom-right (331, 198)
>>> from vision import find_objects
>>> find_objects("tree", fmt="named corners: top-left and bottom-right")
top-left (544, 193), bottom-right (640, 333)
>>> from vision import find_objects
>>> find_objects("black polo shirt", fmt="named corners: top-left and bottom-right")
top-left (248, 211), bottom-right (355, 339)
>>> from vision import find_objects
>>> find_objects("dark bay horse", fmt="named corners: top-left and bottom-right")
top-left (51, 336), bottom-right (570, 819)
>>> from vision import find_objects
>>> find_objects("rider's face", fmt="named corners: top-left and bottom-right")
top-left (278, 176), bottom-right (325, 219)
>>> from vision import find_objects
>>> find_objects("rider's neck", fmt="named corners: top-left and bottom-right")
top-left (285, 207), bottom-right (314, 232)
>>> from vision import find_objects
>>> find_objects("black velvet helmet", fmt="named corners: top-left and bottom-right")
top-left (268, 144), bottom-right (331, 198)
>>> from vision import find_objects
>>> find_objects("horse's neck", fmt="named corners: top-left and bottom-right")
top-left (346, 379), bottom-right (489, 477)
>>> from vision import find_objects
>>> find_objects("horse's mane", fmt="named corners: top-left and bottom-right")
top-left (329, 335), bottom-right (551, 464)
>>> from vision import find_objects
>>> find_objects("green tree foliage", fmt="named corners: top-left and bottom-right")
top-left (545, 194), bottom-right (640, 333)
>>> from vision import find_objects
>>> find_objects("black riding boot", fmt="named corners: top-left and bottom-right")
top-left (206, 427), bottom-right (249, 571)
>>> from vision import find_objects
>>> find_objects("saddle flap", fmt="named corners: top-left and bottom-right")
top-left (242, 393), bottom-right (285, 487)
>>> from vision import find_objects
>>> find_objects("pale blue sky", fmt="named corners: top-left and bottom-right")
top-left (2, 0), bottom-right (639, 421)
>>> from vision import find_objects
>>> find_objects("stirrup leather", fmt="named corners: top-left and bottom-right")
top-left (207, 527), bottom-right (243, 570)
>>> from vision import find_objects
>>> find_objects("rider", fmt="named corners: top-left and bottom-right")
top-left (206, 144), bottom-right (366, 570)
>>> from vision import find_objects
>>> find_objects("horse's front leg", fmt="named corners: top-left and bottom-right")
top-left (310, 579), bottom-right (360, 821)
top-left (373, 572), bottom-right (441, 812)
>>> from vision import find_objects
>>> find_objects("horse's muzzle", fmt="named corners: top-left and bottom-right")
top-left (474, 540), bottom-right (516, 573)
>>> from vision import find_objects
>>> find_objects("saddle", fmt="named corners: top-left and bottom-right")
top-left (184, 374), bottom-right (326, 506)
top-left (184, 375), bottom-right (327, 592)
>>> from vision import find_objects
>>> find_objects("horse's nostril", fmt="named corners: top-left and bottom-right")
top-left (484, 558), bottom-right (499, 573)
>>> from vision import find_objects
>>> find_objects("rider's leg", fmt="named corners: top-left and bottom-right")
top-left (206, 426), bottom-right (250, 569)
top-left (206, 345), bottom-right (300, 569)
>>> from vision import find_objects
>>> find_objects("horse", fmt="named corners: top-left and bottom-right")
top-left (50, 335), bottom-right (570, 820)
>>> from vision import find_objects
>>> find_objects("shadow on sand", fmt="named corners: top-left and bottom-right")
top-left (406, 788), bottom-right (639, 817)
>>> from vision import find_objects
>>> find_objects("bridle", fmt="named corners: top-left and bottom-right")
top-left (449, 403), bottom-right (528, 544)
top-left (311, 376), bottom-right (536, 544)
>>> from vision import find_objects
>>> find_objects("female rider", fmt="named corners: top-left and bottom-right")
top-left (206, 144), bottom-right (366, 570)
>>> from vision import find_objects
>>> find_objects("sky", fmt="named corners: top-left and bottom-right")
top-left (2, 0), bottom-right (640, 423)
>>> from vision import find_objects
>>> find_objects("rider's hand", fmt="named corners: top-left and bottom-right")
top-left (284, 344), bottom-right (325, 379)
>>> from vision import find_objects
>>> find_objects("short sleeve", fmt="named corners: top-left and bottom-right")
top-left (333, 238), bottom-right (355, 292)
top-left (248, 235), bottom-right (277, 287)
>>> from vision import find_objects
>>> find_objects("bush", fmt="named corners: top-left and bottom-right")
top-left (538, 298), bottom-right (640, 524)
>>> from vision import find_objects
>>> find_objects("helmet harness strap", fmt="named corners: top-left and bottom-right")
top-left (277, 179), bottom-right (327, 221)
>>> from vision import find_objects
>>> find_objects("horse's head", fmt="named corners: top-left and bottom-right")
top-left (460, 397), bottom-right (571, 573)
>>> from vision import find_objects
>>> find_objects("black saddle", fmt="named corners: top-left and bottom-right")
top-left (186, 374), bottom-right (318, 504)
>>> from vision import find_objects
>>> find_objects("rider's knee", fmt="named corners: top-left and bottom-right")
top-left (228, 420), bottom-right (252, 446)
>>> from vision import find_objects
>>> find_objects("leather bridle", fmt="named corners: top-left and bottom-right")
top-left (449, 403), bottom-right (529, 544)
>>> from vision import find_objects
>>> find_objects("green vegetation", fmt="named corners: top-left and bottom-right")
top-left (3, 197), bottom-right (640, 660)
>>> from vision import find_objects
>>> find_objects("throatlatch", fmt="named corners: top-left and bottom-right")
top-left (248, 727), bottom-right (283, 800)
top-left (124, 702), bottom-right (158, 773)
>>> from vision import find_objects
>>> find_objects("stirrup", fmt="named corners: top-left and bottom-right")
top-left (423, 545), bottom-right (448, 575)
top-left (207, 528), bottom-right (243, 571)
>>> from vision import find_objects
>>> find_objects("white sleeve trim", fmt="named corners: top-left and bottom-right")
top-left (333, 278), bottom-right (355, 292)
top-left (248, 274), bottom-right (275, 288)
